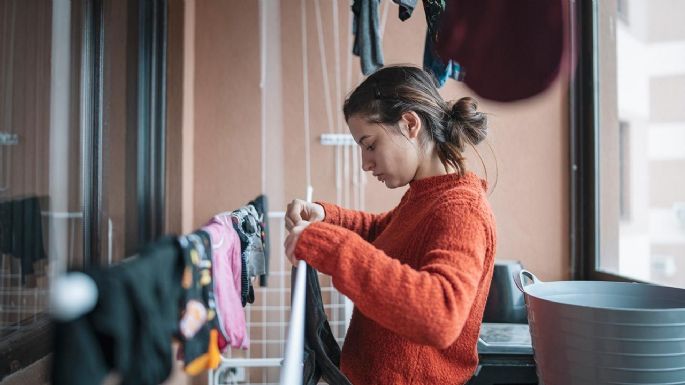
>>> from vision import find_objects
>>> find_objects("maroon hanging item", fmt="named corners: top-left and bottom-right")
top-left (436, 0), bottom-right (569, 102)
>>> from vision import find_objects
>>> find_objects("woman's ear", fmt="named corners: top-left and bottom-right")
top-left (401, 111), bottom-right (422, 139)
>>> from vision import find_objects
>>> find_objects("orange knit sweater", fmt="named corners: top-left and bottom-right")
top-left (294, 172), bottom-right (497, 385)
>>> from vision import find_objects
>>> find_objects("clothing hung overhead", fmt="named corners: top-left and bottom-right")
top-left (435, 0), bottom-right (567, 101)
top-left (352, 0), bottom-right (384, 75)
top-left (348, 0), bottom-right (467, 88)
top-left (352, 0), bottom-right (461, 87)
top-left (392, 0), bottom-right (417, 21)
top-left (423, 31), bottom-right (463, 87)
top-left (418, 0), bottom-right (463, 87)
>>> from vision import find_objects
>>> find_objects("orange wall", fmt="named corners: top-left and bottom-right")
top-left (185, 0), bottom-right (570, 281)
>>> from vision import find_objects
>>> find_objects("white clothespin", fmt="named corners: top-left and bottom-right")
top-left (50, 272), bottom-right (98, 322)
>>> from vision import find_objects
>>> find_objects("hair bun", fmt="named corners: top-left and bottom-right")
top-left (448, 97), bottom-right (487, 145)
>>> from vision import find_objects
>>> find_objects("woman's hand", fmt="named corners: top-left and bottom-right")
top-left (285, 199), bottom-right (325, 232)
top-left (284, 221), bottom-right (310, 266)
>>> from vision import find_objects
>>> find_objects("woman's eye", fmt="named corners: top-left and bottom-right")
top-left (367, 144), bottom-right (375, 151)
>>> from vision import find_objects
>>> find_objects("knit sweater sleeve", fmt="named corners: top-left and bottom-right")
top-left (295, 203), bottom-right (491, 349)
top-left (316, 201), bottom-right (396, 243)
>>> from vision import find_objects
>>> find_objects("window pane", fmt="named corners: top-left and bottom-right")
top-left (0, 0), bottom-right (163, 375)
top-left (0, 0), bottom-right (83, 336)
top-left (99, 0), bottom-right (141, 264)
top-left (597, 0), bottom-right (685, 287)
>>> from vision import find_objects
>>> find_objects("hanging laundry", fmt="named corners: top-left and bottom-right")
top-left (177, 231), bottom-right (222, 375)
top-left (248, 194), bottom-right (270, 287)
top-left (52, 236), bottom-right (184, 385)
top-left (184, 329), bottom-right (221, 376)
top-left (296, 265), bottom-right (353, 385)
top-left (230, 204), bottom-right (266, 306)
top-left (242, 247), bottom-right (254, 306)
top-left (435, 0), bottom-right (568, 102)
top-left (231, 220), bottom-right (252, 307)
top-left (232, 204), bottom-right (267, 278)
top-left (423, 0), bottom-right (445, 38)
top-left (384, 0), bottom-right (460, 87)
top-left (420, 0), bottom-right (463, 87)
top-left (423, 32), bottom-right (463, 87)
top-left (0, 196), bottom-right (48, 285)
top-left (202, 214), bottom-right (249, 351)
top-left (392, 0), bottom-right (417, 21)
top-left (352, 0), bottom-right (384, 75)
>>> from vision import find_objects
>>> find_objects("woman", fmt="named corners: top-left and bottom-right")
top-left (284, 65), bottom-right (496, 385)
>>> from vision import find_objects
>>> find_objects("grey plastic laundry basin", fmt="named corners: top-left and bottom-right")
top-left (515, 270), bottom-right (685, 385)
top-left (531, 341), bottom-right (685, 369)
top-left (540, 364), bottom-right (685, 385)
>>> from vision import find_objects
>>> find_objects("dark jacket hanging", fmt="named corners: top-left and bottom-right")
top-left (294, 265), bottom-right (353, 385)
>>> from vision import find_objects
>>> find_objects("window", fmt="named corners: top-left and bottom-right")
top-left (572, 0), bottom-right (685, 288)
top-left (616, 0), bottom-right (629, 24)
top-left (0, 0), bottom-right (167, 377)
top-left (619, 121), bottom-right (631, 221)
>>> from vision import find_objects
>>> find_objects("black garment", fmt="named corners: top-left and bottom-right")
top-left (231, 219), bottom-right (252, 307)
top-left (293, 265), bottom-right (352, 385)
top-left (249, 194), bottom-right (270, 287)
top-left (52, 236), bottom-right (184, 385)
top-left (231, 206), bottom-right (262, 306)
top-left (0, 196), bottom-right (47, 284)
top-left (177, 231), bottom-right (220, 367)
top-left (231, 218), bottom-right (254, 307)
top-left (0, 199), bottom-right (12, 253)
top-left (352, 0), bottom-right (384, 75)
top-left (392, 0), bottom-right (417, 21)
top-left (423, 0), bottom-right (445, 41)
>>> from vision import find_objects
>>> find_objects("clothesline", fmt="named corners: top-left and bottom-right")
top-left (51, 195), bottom-right (273, 385)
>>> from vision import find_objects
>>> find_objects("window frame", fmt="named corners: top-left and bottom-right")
top-left (135, 0), bottom-right (168, 248)
top-left (0, 0), bottom-right (168, 378)
top-left (570, 0), bottom-right (644, 283)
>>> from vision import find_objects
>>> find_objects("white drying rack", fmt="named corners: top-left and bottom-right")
top-left (211, 188), bottom-right (354, 385)
top-left (209, 250), bottom-right (309, 385)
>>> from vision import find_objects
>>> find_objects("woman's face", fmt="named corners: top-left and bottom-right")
top-left (347, 114), bottom-right (421, 189)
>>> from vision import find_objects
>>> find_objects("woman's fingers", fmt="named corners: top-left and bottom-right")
top-left (284, 233), bottom-right (297, 266)
top-left (285, 200), bottom-right (315, 265)
top-left (284, 216), bottom-right (294, 232)
top-left (285, 199), bottom-right (303, 231)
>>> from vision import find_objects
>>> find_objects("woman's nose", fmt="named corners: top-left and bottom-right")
top-left (361, 154), bottom-right (374, 172)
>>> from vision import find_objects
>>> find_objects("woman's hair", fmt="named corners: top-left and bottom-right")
top-left (343, 65), bottom-right (488, 176)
